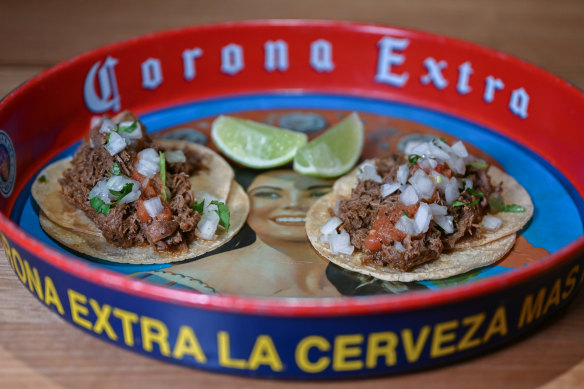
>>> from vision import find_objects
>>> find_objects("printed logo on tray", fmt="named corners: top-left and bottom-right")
top-left (2, 225), bottom-right (583, 377)
top-left (83, 56), bottom-right (121, 113)
top-left (0, 130), bottom-right (16, 198)
top-left (82, 36), bottom-right (530, 119)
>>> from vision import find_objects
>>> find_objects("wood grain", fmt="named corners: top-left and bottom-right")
top-left (1, 1), bottom-right (583, 388)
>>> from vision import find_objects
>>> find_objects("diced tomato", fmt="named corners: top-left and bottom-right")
top-left (435, 163), bottom-right (452, 178)
top-left (364, 204), bottom-right (419, 251)
top-left (131, 169), bottom-right (145, 182)
top-left (364, 230), bottom-right (383, 251)
top-left (142, 179), bottom-right (157, 198)
top-left (136, 200), bottom-right (152, 223)
top-left (155, 205), bottom-right (173, 221)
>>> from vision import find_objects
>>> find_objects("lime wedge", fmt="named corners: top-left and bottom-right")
top-left (293, 112), bottom-right (364, 177)
top-left (211, 115), bottom-right (308, 169)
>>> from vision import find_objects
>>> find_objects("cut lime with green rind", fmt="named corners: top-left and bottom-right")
top-left (293, 112), bottom-right (364, 178)
top-left (211, 115), bottom-right (308, 169)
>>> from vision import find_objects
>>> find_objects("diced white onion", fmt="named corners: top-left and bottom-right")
top-left (461, 177), bottom-right (473, 190)
top-left (408, 169), bottom-right (435, 199)
top-left (404, 141), bottom-right (423, 155)
top-left (107, 175), bottom-right (134, 191)
top-left (395, 215), bottom-right (417, 236)
top-left (399, 185), bottom-right (419, 206)
top-left (358, 161), bottom-right (382, 183)
top-left (444, 177), bottom-right (460, 205)
top-left (381, 182), bottom-right (401, 198)
top-left (164, 150), bottom-right (186, 163)
top-left (429, 203), bottom-right (448, 216)
top-left (90, 175), bottom-right (141, 205)
top-left (397, 164), bottom-right (410, 186)
top-left (418, 157), bottom-right (438, 170)
top-left (328, 229), bottom-right (355, 255)
top-left (451, 157), bottom-right (467, 175)
top-left (118, 121), bottom-right (143, 140)
top-left (428, 143), bottom-right (451, 161)
top-left (105, 132), bottom-right (127, 156)
top-left (89, 179), bottom-right (111, 204)
top-left (106, 175), bottom-right (141, 204)
top-left (432, 138), bottom-right (452, 153)
top-left (430, 170), bottom-right (448, 191)
top-left (99, 118), bottom-right (116, 134)
top-left (394, 241), bottom-right (406, 252)
top-left (196, 210), bottom-right (220, 240)
top-left (143, 197), bottom-right (164, 218)
top-left (411, 142), bottom-right (432, 158)
top-left (451, 141), bottom-right (469, 158)
top-left (120, 189), bottom-right (141, 204)
top-left (435, 215), bottom-right (454, 234)
top-left (481, 215), bottom-right (503, 231)
top-left (90, 116), bottom-right (103, 129)
top-left (136, 148), bottom-right (160, 177)
top-left (406, 138), bottom-right (472, 178)
top-left (194, 191), bottom-right (222, 212)
top-left (414, 202), bottom-right (432, 234)
top-left (320, 217), bottom-right (342, 235)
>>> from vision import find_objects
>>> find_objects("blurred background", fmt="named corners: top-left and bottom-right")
top-left (1, 0), bottom-right (583, 97)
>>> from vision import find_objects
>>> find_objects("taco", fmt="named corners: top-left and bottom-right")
top-left (32, 111), bottom-right (249, 264)
top-left (306, 137), bottom-right (533, 282)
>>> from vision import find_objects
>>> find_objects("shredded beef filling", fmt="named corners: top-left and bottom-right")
top-left (335, 154), bottom-right (496, 272)
top-left (59, 114), bottom-right (205, 252)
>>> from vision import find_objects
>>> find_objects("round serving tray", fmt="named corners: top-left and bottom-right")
top-left (0, 20), bottom-right (582, 379)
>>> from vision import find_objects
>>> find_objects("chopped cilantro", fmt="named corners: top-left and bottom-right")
top-left (468, 198), bottom-right (481, 207)
top-left (109, 183), bottom-right (134, 205)
top-left (119, 121), bottom-right (138, 133)
top-left (468, 161), bottom-right (488, 169)
top-left (408, 154), bottom-right (420, 164)
top-left (402, 209), bottom-right (411, 218)
top-left (90, 197), bottom-right (110, 215)
top-left (110, 162), bottom-right (121, 176)
top-left (503, 204), bottom-right (526, 212)
top-left (38, 175), bottom-right (46, 183)
top-left (489, 196), bottom-right (525, 213)
top-left (193, 199), bottom-right (205, 214)
top-left (466, 187), bottom-right (484, 197)
top-left (159, 151), bottom-right (167, 203)
top-left (451, 200), bottom-right (466, 208)
top-left (211, 200), bottom-right (230, 232)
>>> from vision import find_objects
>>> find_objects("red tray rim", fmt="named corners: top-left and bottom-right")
top-left (1, 19), bottom-right (583, 317)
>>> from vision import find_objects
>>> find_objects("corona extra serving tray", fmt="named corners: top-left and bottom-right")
top-left (0, 21), bottom-right (583, 379)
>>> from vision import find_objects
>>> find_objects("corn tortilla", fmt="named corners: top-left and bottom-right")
top-left (306, 163), bottom-right (532, 281)
top-left (39, 182), bottom-right (249, 264)
top-left (32, 140), bottom-right (246, 264)
top-left (32, 140), bottom-right (234, 236)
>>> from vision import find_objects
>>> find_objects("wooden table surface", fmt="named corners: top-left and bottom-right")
top-left (1, 1), bottom-right (583, 388)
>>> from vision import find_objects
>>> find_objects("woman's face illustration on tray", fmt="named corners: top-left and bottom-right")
top-left (247, 170), bottom-right (334, 242)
